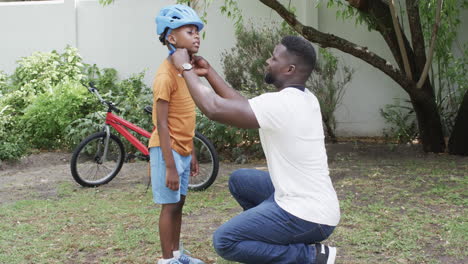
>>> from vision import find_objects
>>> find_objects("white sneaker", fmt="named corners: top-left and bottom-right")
top-left (157, 258), bottom-right (182, 264)
top-left (315, 243), bottom-right (337, 264)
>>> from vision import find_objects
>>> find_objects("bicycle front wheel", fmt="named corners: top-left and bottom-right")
top-left (70, 132), bottom-right (125, 187)
top-left (190, 131), bottom-right (219, 191)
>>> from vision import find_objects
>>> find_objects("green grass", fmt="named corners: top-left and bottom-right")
top-left (0, 152), bottom-right (467, 264)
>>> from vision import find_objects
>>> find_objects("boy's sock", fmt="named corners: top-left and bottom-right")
top-left (173, 250), bottom-right (181, 259)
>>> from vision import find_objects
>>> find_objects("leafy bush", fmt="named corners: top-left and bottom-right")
top-left (0, 71), bottom-right (8, 96)
top-left (84, 64), bottom-right (119, 93)
top-left (196, 110), bottom-right (262, 161)
top-left (12, 46), bottom-right (85, 96)
top-left (0, 105), bottom-right (27, 161)
top-left (0, 89), bottom-right (31, 161)
top-left (308, 49), bottom-right (353, 142)
top-left (380, 99), bottom-right (418, 144)
top-left (20, 81), bottom-right (95, 149)
top-left (0, 46), bottom-right (152, 160)
top-left (222, 23), bottom-right (293, 96)
top-left (66, 71), bottom-right (153, 155)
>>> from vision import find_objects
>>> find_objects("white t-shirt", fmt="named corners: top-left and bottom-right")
top-left (249, 87), bottom-right (340, 226)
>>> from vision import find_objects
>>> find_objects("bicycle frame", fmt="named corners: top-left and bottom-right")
top-left (105, 112), bottom-right (152, 156)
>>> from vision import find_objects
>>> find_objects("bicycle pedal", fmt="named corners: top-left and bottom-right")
top-left (125, 153), bottom-right (137, 162)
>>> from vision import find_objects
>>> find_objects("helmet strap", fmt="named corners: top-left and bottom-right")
top-left (165, 29), bottom-right (177, 55)
top-left (168, 43), bottom-right (176, 55)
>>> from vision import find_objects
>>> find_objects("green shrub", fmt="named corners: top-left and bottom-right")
top-left (0, 71), bottom-right (8, 96)
top-left (20, 81), bottom-right (95, 149)
top-left (0, 89), bottom-right (31, 160)
top-left (84, 64), bottom-right (119, 93)
top-left (0, 46), bottom-right (153, 159)
top-left (222, 23), bottom-right (294, 97)
top-left (0, 105), bottom-right (27, 161)
top-left (106, 71), bottom-right (153, 154)
top-left (12, 46), bottom-right (85, 96)
top-left (380, 99), bottom-right (418, 144)
top-left (308, 49), bottom-right (353, 142)
top-left (196, 110), bottom-right (262, 161)
top-left (66, 71), bottom-right (153, 155)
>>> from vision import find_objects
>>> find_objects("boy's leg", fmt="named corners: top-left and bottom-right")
top-left (171, 151), bottom-right (191, 252)
top-left (169, 151), bottom-right (205, 264)
top-left (150, 147), bottom-right (187, 259)
top-left (213, 195), bottom-right (335, 264)
top-left (228, 169), bottom-right (274, 210)
top-left (172, 195), bottom-right (185, 251)
top-left (160, 201), bottom-right (184, 258)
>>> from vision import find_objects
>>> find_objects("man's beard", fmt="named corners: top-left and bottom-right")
top-left (264, 72), bottom-right (275, 84)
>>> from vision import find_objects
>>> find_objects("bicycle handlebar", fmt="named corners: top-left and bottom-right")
top-left (85, 82), bottom-right (121, 113)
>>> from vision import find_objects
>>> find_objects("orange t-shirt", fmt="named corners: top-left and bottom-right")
top-left (148, 59), bottom-right (195, 156)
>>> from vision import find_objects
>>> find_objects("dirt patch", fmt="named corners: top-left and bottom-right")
top-left (1, 142), bottom-right (465, 204)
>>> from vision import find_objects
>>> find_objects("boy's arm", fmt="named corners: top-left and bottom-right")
top-left (156, 99), bottom-right (179, 191)
top-left (190, 144), bottom-right (199, 177)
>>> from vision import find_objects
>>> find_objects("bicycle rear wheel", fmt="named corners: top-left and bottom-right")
top-left (70, 132), bottom-right (125, 187)
top-left (190, 131), bottom-right (219, 191)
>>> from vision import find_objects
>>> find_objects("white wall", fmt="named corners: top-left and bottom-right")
top-left (0, 0), bottom-right (466, 137)
top-left (76, 0), bottom-right (164, 85)
top-left (0, 0), bottom-right (76, 73)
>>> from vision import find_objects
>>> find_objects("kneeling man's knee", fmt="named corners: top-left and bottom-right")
top-left (228, 169), bottom-right (248, 193)
top-left (212, 226), bottom-right (234, 258)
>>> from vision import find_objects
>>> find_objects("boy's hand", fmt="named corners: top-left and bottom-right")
top-left (190, 156), bottom-right (199, 177)
top-left (192, 56), bottom-right (211, 77)
top-left (172, 48), bottom-right (191, 70)
top-left (166, 167), bottom-right (180, 191)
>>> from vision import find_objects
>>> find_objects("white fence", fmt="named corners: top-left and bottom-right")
top-left (1, 0), bottom-right (466, 136)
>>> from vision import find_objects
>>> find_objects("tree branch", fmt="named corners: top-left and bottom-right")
top-left (389, 0), bottom-right (413, 80)
top-left (417, 0), bottom-right (443, 89)
top-left (358, 0), bottom-right (419, 82)
top-left (257, 0), bottom-right (413, 91)
top-left (406, 0), bottom-right (428, 73)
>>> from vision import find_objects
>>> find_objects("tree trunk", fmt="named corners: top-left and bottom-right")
top-left (448, 90), bottom-right (468, 155)
top-left (322, 116), bottom-right (338, 143)
top-left (259, 0), bottom-right (448, 153)
top-left (410, 85), bottom-right (446, 153)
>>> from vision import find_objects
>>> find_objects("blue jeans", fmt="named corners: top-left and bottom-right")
top-left (213, 169), bottom-right (335, 264)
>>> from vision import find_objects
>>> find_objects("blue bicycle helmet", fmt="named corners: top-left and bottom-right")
top-left (156, 4), bottom-right (204, 54)
top-left (156, 4), bottom-right (204, 35)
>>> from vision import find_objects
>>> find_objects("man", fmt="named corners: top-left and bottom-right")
top-left (171, 35), bottom-right (340, 264)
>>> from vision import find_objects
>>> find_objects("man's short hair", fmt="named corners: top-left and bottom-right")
top-left (281, 35), bottom-right (316, 73)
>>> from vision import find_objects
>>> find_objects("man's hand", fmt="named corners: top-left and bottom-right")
top-left (166, 167), bottom-right (180, 191)
top-left (171, 48), bottom-right (191, 72)
top-left (192, 55), bottom-right (211, 77)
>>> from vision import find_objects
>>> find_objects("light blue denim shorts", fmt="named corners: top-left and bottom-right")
top-left (150, 147), bottom-right (192, 204)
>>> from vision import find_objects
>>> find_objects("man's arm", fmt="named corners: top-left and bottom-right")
top-left (175, 49), bottom-right (259, 129)
top-left (192, 56), bottom-right (243, 100)
top-left (182, 69), bottom-right (259, 129)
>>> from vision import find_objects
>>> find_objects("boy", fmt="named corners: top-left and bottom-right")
top-left (149, 4), bottom-right (205, 264)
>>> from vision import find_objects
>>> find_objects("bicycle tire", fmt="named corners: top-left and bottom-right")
top-left (190, 131), bottom-right (219, 191)
top-left (70, 132), bottom-right (125, 187)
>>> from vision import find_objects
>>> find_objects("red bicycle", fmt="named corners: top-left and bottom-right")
top-left (70, 83), bottom-right (219, 191)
